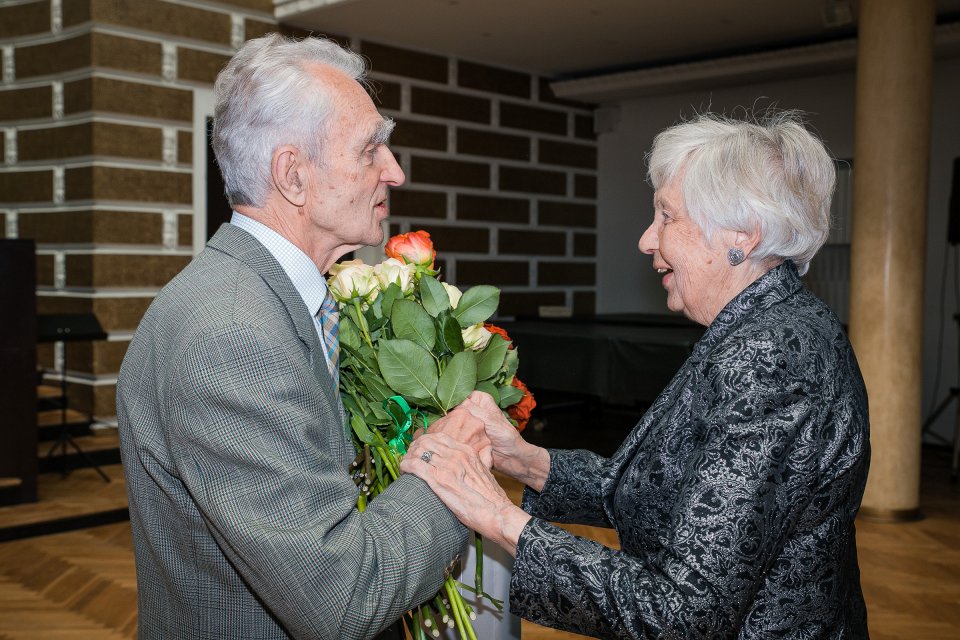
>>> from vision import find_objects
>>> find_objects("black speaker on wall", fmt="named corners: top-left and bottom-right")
top-left (950, 157), bottom-right (960, 245)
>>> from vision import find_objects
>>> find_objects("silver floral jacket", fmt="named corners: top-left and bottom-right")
top-left (511, 261), bottom-right (870, 639)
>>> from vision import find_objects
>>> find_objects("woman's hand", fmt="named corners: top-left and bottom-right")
top-left (422, 405), bottom-right (493, 468)
top-left (460, 391), bottom-right (551, 491)
top-left (401, 432), bottom-right (532, 556)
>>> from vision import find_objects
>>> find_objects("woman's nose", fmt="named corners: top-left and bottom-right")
top-left (638, 222), bottom-right (657, 254)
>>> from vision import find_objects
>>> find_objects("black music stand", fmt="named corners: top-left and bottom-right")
top-left (922, 312), bottom-right (960, 481)
top-left (37, 314), bottom-right (110, 482)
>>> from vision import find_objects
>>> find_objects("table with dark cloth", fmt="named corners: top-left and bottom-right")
top-left (500, 314), bottom-right (705, 406)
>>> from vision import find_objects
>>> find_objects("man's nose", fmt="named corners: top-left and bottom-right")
top-left (381, 148), bottom-right (405, 186)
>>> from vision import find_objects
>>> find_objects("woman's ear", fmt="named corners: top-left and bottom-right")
top-left (272, 145), bottom-right (307, 207)
top-left (734, 227), bottom-right (762, 257)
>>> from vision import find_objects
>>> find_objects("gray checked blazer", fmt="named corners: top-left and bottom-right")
top-left (117, 223), bottom-right (467, 639)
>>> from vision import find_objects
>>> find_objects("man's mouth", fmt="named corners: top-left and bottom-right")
top-left (656, 267), bottom-right (673, 275)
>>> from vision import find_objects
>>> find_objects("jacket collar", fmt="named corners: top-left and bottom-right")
top-left (690, 260), bottom-right (802, 362)
top-left (206, 223), bottom-right (341, 410)
top-left (600, 261), bottom-right (803, 517)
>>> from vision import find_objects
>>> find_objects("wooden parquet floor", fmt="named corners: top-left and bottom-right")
top-left (0, 453), bottom-right (957, 639)
top-left (0, 456), bottom-right (127, 535)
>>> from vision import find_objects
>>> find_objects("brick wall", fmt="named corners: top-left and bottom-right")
top-left (1, 0), bottom-right (597, 421)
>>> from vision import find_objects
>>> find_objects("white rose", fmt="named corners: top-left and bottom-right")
top-left (328, 259), bottom-right (378, 303)
top-left (373, 258), bottom-right (416, 294)
top-left (441, 282), bottom-right (462, 309)
top-left (461, 323), bottom-right (492, 351)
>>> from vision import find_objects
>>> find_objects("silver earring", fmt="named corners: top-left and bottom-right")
top-left (727, 248), bottom-right (745, 266)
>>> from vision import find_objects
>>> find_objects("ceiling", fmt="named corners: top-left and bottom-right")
top-left (276, 0), bottom-right (960, 80)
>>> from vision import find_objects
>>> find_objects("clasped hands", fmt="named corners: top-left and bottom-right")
top-left (399, 392), bottom-right (541, 556)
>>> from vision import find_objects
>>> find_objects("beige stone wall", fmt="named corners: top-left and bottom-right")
top-left (1, 0), bottom-right (597, 421)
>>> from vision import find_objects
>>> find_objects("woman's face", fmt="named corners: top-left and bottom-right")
top-left (638, 175), bottom-right (739, 326)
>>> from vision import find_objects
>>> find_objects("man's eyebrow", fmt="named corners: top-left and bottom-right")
top-left (369, 117), bottom-right (395, 146)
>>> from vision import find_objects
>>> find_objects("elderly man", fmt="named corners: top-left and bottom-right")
top-left (117, 34), bottom-right (484, 639)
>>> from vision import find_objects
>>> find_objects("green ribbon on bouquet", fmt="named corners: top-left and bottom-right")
top-left (382, 395), bottom-right (427, 455)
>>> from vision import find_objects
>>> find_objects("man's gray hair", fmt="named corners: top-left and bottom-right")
top-left (647, 111), bottom-right (835, 275)
top-left (212, 33), bottom-right (368, 208)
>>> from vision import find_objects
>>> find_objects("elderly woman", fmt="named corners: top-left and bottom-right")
top-left (401, 112), bottom-right (870, 638)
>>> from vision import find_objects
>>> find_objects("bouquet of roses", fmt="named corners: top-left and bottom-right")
top-left (327, 230), bottom-right (535, 640)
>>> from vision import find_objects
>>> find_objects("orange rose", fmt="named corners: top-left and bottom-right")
top-left (385, 230), bottom-right (436, 268)
top-left (506, 377), bottom-right (536, 432)
top-left (483, 323), bottom-right (513, 347)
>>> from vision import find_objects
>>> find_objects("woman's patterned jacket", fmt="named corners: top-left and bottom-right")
top-left (510, 261), bottom-right (870, 639)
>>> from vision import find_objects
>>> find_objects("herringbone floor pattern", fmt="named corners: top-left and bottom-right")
top-left (0, 454), bottom-right (957, 639)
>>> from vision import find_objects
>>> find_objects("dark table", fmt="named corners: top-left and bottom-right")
top-left (500, 314), bottom-right (705, 406)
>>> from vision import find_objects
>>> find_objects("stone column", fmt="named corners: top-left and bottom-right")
top-left (849, 0), bottom-right (936, 521)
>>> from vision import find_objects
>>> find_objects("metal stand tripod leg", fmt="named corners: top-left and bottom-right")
top-left (953, 400), bottom-right (959, 481)
top-left (45, 430), bottom-right (110, 482)
top-left (44, 373), bottom-right (110, 483)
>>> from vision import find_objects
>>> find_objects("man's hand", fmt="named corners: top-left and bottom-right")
top-left (400, 433), bottom-right (531, 557)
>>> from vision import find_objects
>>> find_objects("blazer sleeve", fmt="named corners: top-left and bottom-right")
top-left (508, 338), bottom-right (864, 639)
top-left (521, 448), bottom-right (613, 527)
top-left (167, 322), bottom-right (467, 640)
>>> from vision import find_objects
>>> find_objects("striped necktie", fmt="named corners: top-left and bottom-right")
top-left (318, 290), bottom-right (340, 389)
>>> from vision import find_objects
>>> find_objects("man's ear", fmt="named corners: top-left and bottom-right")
top-left (272, 145), bottom-right (307, 207)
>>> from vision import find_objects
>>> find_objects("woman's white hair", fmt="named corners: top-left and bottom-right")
top-left (212, 33), bottom-right (368, 208)
top-left (647, 110), bottom-right (835, 275)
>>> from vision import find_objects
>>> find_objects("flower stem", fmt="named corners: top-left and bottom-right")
top-left (423, 605), bottom-right (441, 638)
top-left (475, 533), bottom-right (483, 601)
top-left (433, 595), bottom-right (453, 628)
top-left (380, 448), bottom-right (399, 481)
top-left (444, 579), bottom-right (469, 640)
top-left (351, 299), bottom-right (374, 348)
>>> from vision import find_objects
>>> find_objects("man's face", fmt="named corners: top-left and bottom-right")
top-left (304, 64), bottom-right (405, 251)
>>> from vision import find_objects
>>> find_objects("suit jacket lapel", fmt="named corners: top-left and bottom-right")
top-left (206, 224), bottom-right (343, 414)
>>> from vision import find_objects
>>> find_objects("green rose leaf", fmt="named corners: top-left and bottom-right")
top-left (342, 394), bottom-right (365, 419)
top-left (437, 351), bottom-right (478, 411)
top-left (475, 380), bottom-right (500, 404)
top-left (342, 342), bottom-right (378, 374)
top-left (391, 299), bottom-right (436, 351)
top-left (497, 383), bottom-right (523, 408)
top-left (377, 339), bottom-right (439, 402)
top-left (380, 283), bottom-right (403, 318)
top-left (338, 314), bottom-right (362, 350)
top-left (453, 285), bottom-right (500, 328)
top-left (367, 314), bottom-right (389, 334)
top-left (419, 275), bottom-right (450, 317)
top-left (476, 334), bottom-right (509, 381)
top-left (365, 400), bottom-right (393, 425)
top-left (350, 414), bottom-right (376, 444)
top-left (363, 373), bottom-right (396, 402)
top-left (436, 311), bottom-right (465, 354)
top-left (502, 348), bottom-right (519, 379)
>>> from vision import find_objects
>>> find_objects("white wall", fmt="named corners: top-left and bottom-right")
top-left (596, 57), bottom-right (960, 443)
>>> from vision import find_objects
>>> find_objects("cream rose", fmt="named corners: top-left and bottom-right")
top-left (373, 258), bottom-right (416, 294)
top-left (441, 282), bottom-right (462, 309)
top-left (461, 323), bottom-right (492, 351)
top-left (327, 259), bottom-right (378, 303)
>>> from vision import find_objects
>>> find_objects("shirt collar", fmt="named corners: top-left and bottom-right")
top-left (230, 212), bottom-right (328, 317)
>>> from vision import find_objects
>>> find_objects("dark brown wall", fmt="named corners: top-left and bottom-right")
top-left (1, 0), bottom-right (597, 418)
